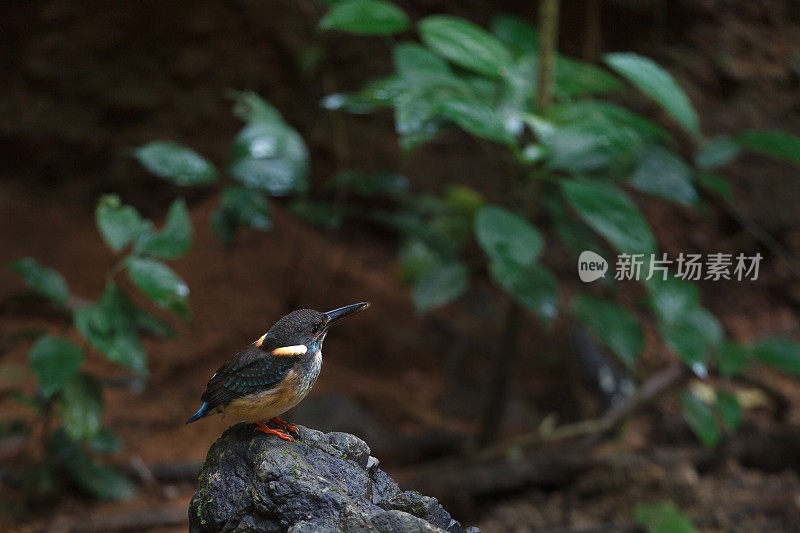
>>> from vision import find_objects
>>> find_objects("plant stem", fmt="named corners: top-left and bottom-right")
top-left (536, 0), bottom-right (561, 111)
top-left (477, 300), bottom-right (523, 445)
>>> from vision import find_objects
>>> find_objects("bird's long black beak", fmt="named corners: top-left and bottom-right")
top-left (323, 302), bottom-right (371, 331)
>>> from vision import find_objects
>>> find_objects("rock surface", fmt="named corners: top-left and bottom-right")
top-left (189, 423), bottom-right (480, 533)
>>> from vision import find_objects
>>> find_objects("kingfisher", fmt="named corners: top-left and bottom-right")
top-left (186, 302), bottom-right (370, 440)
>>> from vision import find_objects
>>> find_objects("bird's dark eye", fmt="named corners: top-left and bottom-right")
top-left (312, 324), bottom-right (320, 334)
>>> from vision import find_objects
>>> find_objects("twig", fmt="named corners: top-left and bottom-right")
top-left (477, 300), bottom-right (523, 445)
top-left (536, 0), bottom-right (561, 110)
top-left (476, 362), bottom-right (686, 460)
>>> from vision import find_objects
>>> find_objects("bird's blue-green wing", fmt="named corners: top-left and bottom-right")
top-left (201, 345), bottom-right (298, 407)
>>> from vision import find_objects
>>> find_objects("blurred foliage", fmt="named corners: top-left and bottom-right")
top-left (315, 2), bottom-right (800, 447)
top-left (5, 195), bottom-right (191, 499)
top-left (9, 5), bottom-right (796, 508)
top-left (134, 92), bottom-right (310, 246)
top-left (635, 501), bottom-right (695, 533)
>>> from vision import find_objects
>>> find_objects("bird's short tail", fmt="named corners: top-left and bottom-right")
top-left (186, 402), bottom-right (210, 424)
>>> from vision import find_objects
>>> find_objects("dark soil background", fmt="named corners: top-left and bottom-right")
top-left (1, 1), bottom-right (800, 531)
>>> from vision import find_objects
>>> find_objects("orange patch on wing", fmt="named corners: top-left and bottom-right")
top-left (271, 345), bottom-right (308, 357)
top-left (253, 333), bottom-right (267, 347)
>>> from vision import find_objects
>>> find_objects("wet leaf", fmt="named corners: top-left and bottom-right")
top-left (716, 390), bottom-right (742, 431)
top-left (412, 260), bottom-right (468, 313)
top-left (562, 179), bottom-right (656, 254)
top-left (419, 16), bottom-right (514, 78)
top-left (211, 186), bottom-right (273, 246)
top-left (230, 122), bottom-right (309, 196)
top-left (95, 195), bottom-right (150, 252)
top-left (573, 295), bottom-right (643, 368)
top-left (73, 285), bottom-right (147, 374)
top-left (60, 374), bottom-right (103, 441)
top-left (605, 52), bottom-right (700, 138)
top-left (125, 257), bottom-right (189, 316)
top-left (695, 136), bottom-right (740, 169)
top-left (629, 146), bottom-right (698, 206)
top-left (680, 390), bottom-right (721, 447)
top-left (6, 258), bottom-right (69, 305)
top-left (133, 141), bottom-right (217, 185)
top-left (136, 199), bottom-right (193, 259)
top-left (29, 336), bottom-right (84, 397)
top-left (753, 337), bottom-right (800, 375)
top-left (488, 260), bottom-right (558, 321)
top-left (716, 342), bottom-right (751, 376)
top-left (735, 130), bottom-right (800, 166)
top-left (475, 206), bottom-right (543, 266)
top-left (319, 0), bottom-right (410, 35)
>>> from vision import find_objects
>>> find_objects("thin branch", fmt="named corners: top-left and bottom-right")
top-left (536, 0), bottom-right (560, 110)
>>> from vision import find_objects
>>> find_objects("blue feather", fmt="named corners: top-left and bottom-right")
top-left (186, 402), bottom-right (209, 424)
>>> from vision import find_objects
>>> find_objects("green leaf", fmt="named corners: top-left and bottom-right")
top-left (556, 56), bottom-right (623, 98)
top-left (716, 342), bottom-right (752, 376)
top-left (230, 122), bottom-right (309, 196)
top-left (572, 295), bottom-right (643, 368)
top-left (734, 130), bottom-right (800, 166)
top-left (319, 0), bottom-right (410, 35)
top-left (95, 195), bottom-right (150, 252)
top-left (398, 238), bottom-right (438, 283)
top-left (64, 451), bottom-right (135, 500)
top-left (475, 206), bottom-right (543, 267)
top-left (680, 390), bottom-right (721, 447)
top-left (695, 136), bottom-right (740, 169)
top-left (73, 285), bottom-right (147, 374)
top-left (412, 260), bottom-right (468, 313)
top-left (133, 141), bottom-right (217, 186)
top-left (696, 172), bottom-right (731, 199)
top-left (133, 307), bottom-right (174, 338)
top-left (544, 195), bottom-right (607, 258)
top-left (29, 336), bottom-right (84, 397)
top-left (125, 257), bottom-right (189, 316)
top-left (635, 501), bottom-right (695, 533)
top-left (445, 185), bottom-right (484, 217)
top-left (646, 277), bottom-right (699, 324)
top-left (488, 260), bottom-right (558, 321)
top-left (87, 427), bottom-right (122, 455)
top-left (231, 91), bottom-right (283, 124)
top-left (289, 200), bottom-right (343, 229)
top-left (211, 186), bottom-right (273, 246)
top-left (538, 104), bottom-right (654, 173)
top-left (419, 16), bottom-right (514, 78)
top-left (60, 373), bottom-right (103, 441)
top-left (545, 100), bottom-right (674, 145)
top-left (395, 92), bottom-right (443, 151)
top-left (439, 96), bottom-right (514, 143)
top-left (659, 308), bottom-right (721, 368)
top-left (136, 199), bottom-right (193, 259)
top-left (604, 52), bottom-right (700, 138)
top-left (562, 180), bottom-right (656, 254)
top-left (629, 146), bottom-right (698, 206)
top-left (646, 278), bottom-right (721, 370)
top-left (753, 337), bottom-right (800, 375)
top-left (716, 391), bottom-right (742, 431)
top-left (394, 43), bottom-right (451, 77)
top-left (6, 258), bottom-right (69, 305)
top-left (329, 171), bottom-right (409, 196)
top-left (490, 14), bottom-right (538, 55)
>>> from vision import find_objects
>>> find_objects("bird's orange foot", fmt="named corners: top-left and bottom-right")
top-left (269, 417), bottom-right (300, 437)
top-left (254, 421), bottom-right (293, 441)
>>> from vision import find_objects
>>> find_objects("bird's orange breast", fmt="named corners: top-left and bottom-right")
top-left (221, 350), bottom-right (322, 422)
